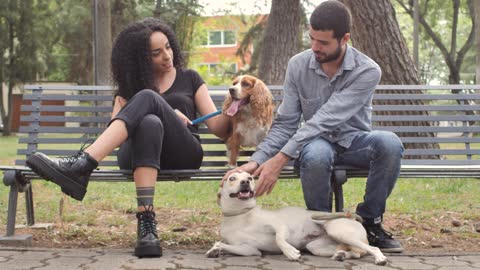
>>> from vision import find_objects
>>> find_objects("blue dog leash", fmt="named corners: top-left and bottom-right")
top-left (191, 110), bottom-right (222, 125)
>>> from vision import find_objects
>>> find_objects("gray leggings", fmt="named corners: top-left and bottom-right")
top-left (110, 89), bottom-right (203, 171)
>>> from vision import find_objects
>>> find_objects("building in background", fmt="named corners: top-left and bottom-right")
top-left (191, 14), bottom-right (267, 84)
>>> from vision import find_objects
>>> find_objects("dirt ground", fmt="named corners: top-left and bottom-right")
top-left (11, 209), bottom-right (480, 254)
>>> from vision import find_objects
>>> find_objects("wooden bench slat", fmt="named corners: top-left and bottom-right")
top-left (24, 85), bottom-right (115, 91)
top-left (20, 105), bottom-right (112, 113)
top-left (17, 137), bottom-right (224, 144)
top-left (22, 94), bottom-right (114, 101)
top-left (375, 85), bottom-right (480, 90)
top-left (20, 115), bottom-right (111, 123)
top-left (372, 126), bottom-right (480, 132)
top-left (16, 149), bottom-right (255, 157)
top-left (372, 94), bottom-right (480, 100)
top-left (22, 136), bottom-right (480, 145)
top-left (372, 115), bottom-right (480, 121)
top-left (400, 159), bottom-right (480, 165)
top-left (372, 105), bottom-right (480, 111)
top-left (398, 137), bottom-right (480, 143)
top-left (403, 149), bottom-right (480, 155)
top-left (19, 137), bottom-right (98, 144)
top-left (19, 126), bottom-right (104, 134)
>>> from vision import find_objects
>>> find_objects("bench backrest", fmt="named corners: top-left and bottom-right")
top-left (16, 84), bottom-right (480, 168)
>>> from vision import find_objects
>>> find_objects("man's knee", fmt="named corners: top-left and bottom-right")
top-left (299, 139), bottom-right (335, 169)
top-left (370, 131), bottom-right (404, 158)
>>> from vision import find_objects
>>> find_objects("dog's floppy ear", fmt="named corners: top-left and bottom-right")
top-left (222, 76), bottom-right (238, 114)
top-left (216, 189), bottom-right (222, 206)
top-left (249, 79), bottom-right (274, 126)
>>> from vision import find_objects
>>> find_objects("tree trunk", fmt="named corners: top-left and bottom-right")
top-left (258, 0), bottom-right (301, 85)
top-left (3, 11), bottom-right (15, 136)
top-left (5, 81), bottom-right (13, 136)
top-left (93, 0), bottom-right (112, 85)
top-left (476, 0), bottom-right (480, 84)
top-left (0, 49), bottom-right (5, 135)
top-left (93, 0), bottom-right (112, 128)
top-left (340, 0), bottom-right (439, 159)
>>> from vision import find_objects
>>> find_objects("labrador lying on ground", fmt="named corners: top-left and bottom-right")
top-left (206, 172), bottom-right (388, 265)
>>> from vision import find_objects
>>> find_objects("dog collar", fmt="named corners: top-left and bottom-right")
top-left (222, 207), bottom-right (255, 217)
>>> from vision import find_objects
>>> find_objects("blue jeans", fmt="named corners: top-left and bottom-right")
top-left (296, 131), bottom-right (404, 223)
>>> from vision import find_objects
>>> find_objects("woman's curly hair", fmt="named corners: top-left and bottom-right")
top-left (111, 18), bottom-right (184, 100)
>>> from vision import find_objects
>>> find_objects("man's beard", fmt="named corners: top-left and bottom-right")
top-left (314, 44), bottom-right (342, 64)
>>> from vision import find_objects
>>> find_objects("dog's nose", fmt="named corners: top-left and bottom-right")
top-left (229, 87), bottom-right (235, 94)
top-left (240, 180), bottom-right (249, 186)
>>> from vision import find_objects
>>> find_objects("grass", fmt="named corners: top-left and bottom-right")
top-left (1, 135), bottom-right (480, 250)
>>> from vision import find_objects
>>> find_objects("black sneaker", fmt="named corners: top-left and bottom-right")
top-left (364, 223), bottom-right (404, 253)
top-left (135, 206), bottom-right (162, 258)
top-left (26, 147), bottom-right (98, 201)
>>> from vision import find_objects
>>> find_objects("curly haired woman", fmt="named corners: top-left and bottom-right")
top-left (26, 18), bottom-right (231, 258)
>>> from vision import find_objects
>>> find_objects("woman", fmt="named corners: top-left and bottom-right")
top-left (26, 18), bottom-right (231, 258)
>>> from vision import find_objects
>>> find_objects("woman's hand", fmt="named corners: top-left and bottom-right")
top-left (174, 109), bottom-right (192, 126)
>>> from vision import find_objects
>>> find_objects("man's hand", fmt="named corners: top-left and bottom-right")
top-left (253, 153), bottom-right (290, 197)
top-left (221, 161), bottom-right (258, 187)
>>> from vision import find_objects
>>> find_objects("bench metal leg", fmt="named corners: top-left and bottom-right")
top-left (332, 170), bottom-right (348, 212)
top-left (25, 184), bottom-right (35, 226)
top-left (0, 171), bottom-right (33, 246)
top-left (6, 184), bottom-right (18, 237)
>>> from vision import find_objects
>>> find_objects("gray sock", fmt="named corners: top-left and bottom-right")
top-left (136, 187), bottom-right (155, 207)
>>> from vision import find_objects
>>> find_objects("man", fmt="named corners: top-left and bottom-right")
top-left (224, 0), bottom-right (404, 253)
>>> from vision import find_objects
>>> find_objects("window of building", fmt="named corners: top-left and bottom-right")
top-left (202, 30), bottom-right (236, 46)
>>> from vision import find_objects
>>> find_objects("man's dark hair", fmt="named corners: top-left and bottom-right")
top-left (111, 18), bottom-right (184, 100)
top-left (310, 1), bottom-right (351, 39)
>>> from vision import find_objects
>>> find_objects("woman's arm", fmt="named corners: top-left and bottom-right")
top-left (194, 84), bottom-right (231, 140)
top-left (111, 95), bottom-right (127, 120)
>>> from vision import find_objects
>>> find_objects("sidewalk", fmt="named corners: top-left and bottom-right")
top-left (1, 247), bottom-right (480, 269)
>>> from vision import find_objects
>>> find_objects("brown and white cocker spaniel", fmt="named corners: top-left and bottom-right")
top-left (223, 75), bottom-right (275, 167)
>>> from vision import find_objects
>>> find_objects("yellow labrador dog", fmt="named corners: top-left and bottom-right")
top-left (206, 172), bottom-right (388, 265)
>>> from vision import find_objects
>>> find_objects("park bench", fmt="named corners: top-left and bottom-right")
top-left (1, 84), bottom-right (480, 246)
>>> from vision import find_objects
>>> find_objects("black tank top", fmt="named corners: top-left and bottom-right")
top-left (159, 68), bottom-right (205, 134)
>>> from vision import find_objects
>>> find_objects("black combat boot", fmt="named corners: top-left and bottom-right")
top-left (26, 147), bottom-right (98, 201)
top-left (135, 206), bottom-right (162, 258)
top-left (364, 223), bottom-right (404, 253)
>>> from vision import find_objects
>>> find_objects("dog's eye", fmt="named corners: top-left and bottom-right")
top-left (248, 177), bottom-right (253, 181)
top-left (241, 81), bottom-right (250, 88)
top-left (229, 177), bottom-right (235, 181)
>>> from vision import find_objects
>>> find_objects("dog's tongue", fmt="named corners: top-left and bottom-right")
top-left (226, 99), bottom-right (246, 116)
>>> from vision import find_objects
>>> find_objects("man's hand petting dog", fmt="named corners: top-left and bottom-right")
top-left (221, 161), bottom-right (258, 187)
top-left (221, 153), bottom-right (290, 197)
top-left (253, 152), bottom-right (290, 196)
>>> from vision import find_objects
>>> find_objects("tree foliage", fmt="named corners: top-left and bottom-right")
top-left (395, 0), bottom-right (475, 84)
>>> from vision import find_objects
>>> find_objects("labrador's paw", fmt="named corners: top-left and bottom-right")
top-left (332, 250), bottom-right (346, 261)
top-left (375, 255), bottom-right (388, 266)
top-left (283, 245), bottom-right (301, 261)
top-left (206, 242), bottom-right (222, 258)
